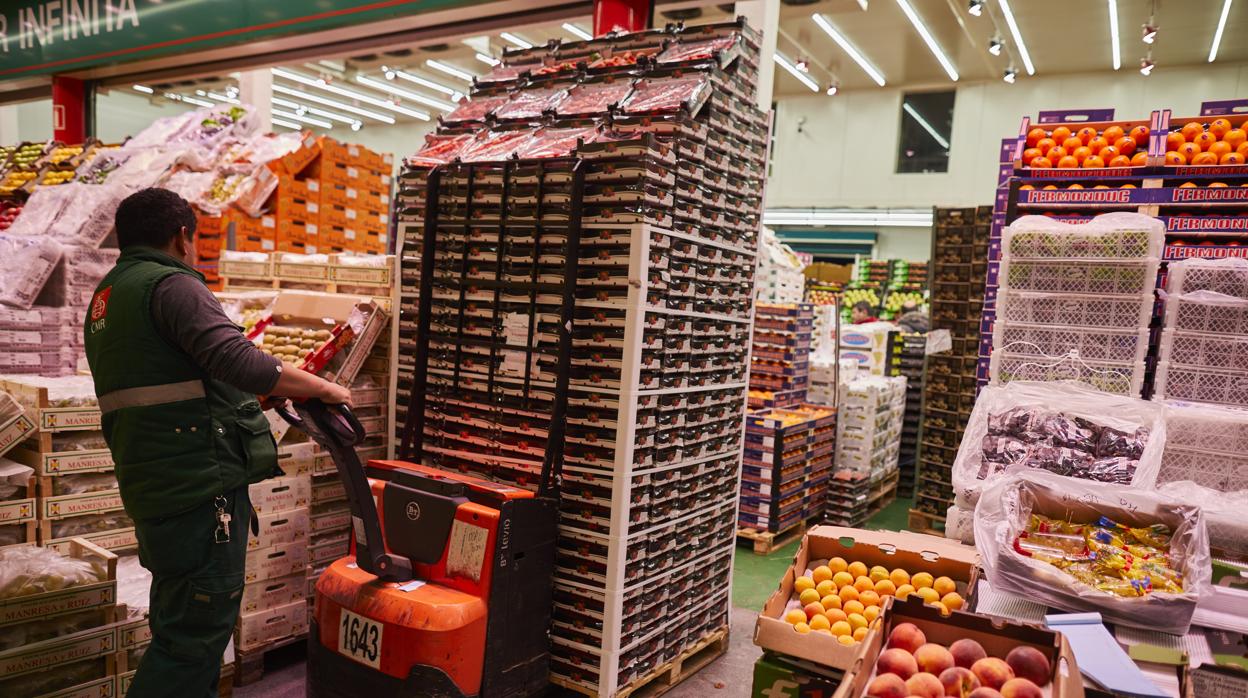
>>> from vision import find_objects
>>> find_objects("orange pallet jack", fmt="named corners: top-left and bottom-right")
top-left (279, 400), bottom-right (557, 697)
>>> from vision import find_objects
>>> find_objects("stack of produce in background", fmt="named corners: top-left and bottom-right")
top-left (840, 286), bottom-right (881, 324)
top-left (880, 260), bottom-right (927, 321)
top-left (827, 373), bottom-right (905, 527)
top-left (884, 332), bottom-right (925, 499)
top-left (756, 228), bottom-right (806, 303)
top-left (738, 405), bottom-right (836, 542)
top-left (750, 304), bottom-right (814, 409)
top-left (912, 207), bottom-right (989, 534)
top-left (988, 213), bottom-right (1160, 396)
top-left (1155, 258), bottom-right (1248, 408)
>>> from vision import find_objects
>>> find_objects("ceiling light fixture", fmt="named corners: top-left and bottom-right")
top-left (812, 13), bottom-right (886, 86)
top-left (795, 58), bottom-right (810, 73)
top-left (271, 96), bottom-right (360, 126)
top-left (902, 102), bottom-right (950, 149)
top-left (1003, 66), bottom-right (1017, 83)
top-left (988, 37), bottom-right (1004, 56)
top-left (774, 53), bottom-right (820, 92)
top-left (391, 69), bottom-right (459, 96)
top-left (997, 1), bottom-right (1035, 75)
top-left (500, 32), bottom-right (533, 49)
top-left (206, 92), bottom-right (241, 105)
top-left (355, 75), bottom-right (455, 112)
top-left (1142, 23), bottom-right (1157, 44)
top-left (1108, 0), bottom-right (1121, 70)
top-left (425, 59), bottom-right (476, 82)
top-left (271, 118), bottom-right (301, 130)
top-left (271, 83), bottom-right (396, 123)
top-left (177, 95), bottom-right (216, 108)
top-left (272, 67), bottom-right (429, 120)
top-left (826, 82), bottom-right (840, 96)
top-left (763, 208), bottom-right (934, 227)
top-left (856, 0), bottom-right (869, 9)
top-left (968, 0), bottom-right (984, 16)
top-left (1209, 0), bottom-right (1232, 62)
top-left (896, 0), bottom-right (959, 81)
top-left (1140, 56), bottom-right (1155, 76)
top-left (562, 23), bottom-right (593, 41)
top-left (475, 53), bottom-right (501, 67)
top-left (133, 84), bottom-right (154, 94)
top-left (272, 109), bottom-right (334, 129)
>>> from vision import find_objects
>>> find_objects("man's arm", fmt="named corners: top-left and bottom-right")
top-left (150, 274), bottom-right (351, 404)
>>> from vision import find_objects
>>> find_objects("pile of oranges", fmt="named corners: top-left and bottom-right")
top-left (1023, 124), bottom-right (1150, 169)
top-left (1164, 119), bottom-right (1247, 166)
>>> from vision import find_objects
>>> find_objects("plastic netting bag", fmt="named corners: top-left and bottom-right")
top-left (0, 545), bottom-right (108, 600)
top-left (161, 169), bottom-right (216, 203)
top-left (974, 469), bottom-right (1209, 635)
top-left (0, 234), bottom-right (64, 309)
top-left (952, 381), bottom-right (1164, 509)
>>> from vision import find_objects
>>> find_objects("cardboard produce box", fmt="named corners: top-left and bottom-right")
top-left (262, 290), bottom-right (388, 387)
top-left (752, 651), bottom-right (846, 698)
top-left (834, 597), bottom-right (1083, 697)
top-left (0, 538), bottom-right (117, 629)
top-left (236, 599), bottom-right (308, 651)
top-left (755, 525), bottom-right (978, 670)
top-left (247, 507), bottom-right (309, 550)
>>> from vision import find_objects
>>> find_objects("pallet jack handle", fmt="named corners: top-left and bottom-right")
top-left (275, 399), bottom-right (415, 583)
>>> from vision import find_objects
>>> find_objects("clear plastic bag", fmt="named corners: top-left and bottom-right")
top-left (974, 469), bottom-right (1209, 635)
top-left (0, 234), bottom-right (64, 309)
top-left (0, 545), bottom-right (108, 599)
top-left (515, 125), bottom-right (602, 159)
top-left (1156, 480), bottom-right (1248, 562)
top-left (406, 133), bottom-right (475, 167)
top-left (493, 86), bottom-right (570, 121)
top-left (952, 381), bottom-right (1165, 509)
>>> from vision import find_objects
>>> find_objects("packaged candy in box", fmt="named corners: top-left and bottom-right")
top-left (556, 79), bottom-right (635, 117)
top-left (975, 469), bottom-right (1209, 635)
top-left (619, 75), bottom-right (711, 115)
top-left (515, 125), bottom-right (603, 159)
top-left (953, 381), bottom-right (1164, 509)
top-left (492, 85), bottom-right (571, 121)
top-left (406, 132), bottom-right (476, 168)
top-left (442, 92), bottom-right (512, 125)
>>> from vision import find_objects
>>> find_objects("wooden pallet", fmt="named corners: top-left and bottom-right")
top-left (551, 626), bottom-right (729, 698)
top-left (737, 520), bottom-right (806, 555)
top-left (233, 632), bottom-right (308, 686)
top-left (908, 508), bottom-right (946, 536)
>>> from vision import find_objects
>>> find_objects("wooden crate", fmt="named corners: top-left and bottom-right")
top-left (737, 521), bottom-right (806, 556)
top-left (0, 378), bottom-right (100, 433)
top-left (550, 626), bottom-right (730, 698)
top-left (0, 614), bottom-right (119, 697)
top-left (0, 538), bottom-right (117, 628)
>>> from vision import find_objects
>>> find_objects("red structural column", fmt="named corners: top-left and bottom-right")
top-left (52, 76), bottom-right (86, 143)
top-left (593, 0), bottom-right (653, 36)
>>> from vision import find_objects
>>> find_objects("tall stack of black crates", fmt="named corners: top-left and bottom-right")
top-left (884, 331), bottom-right (925, 497)
top-left (390, 19), bottom-right (768, 698)
top-left (911, 206), bottom-right (990, 532)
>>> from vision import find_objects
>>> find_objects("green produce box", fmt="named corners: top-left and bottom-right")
top-left (752, 652), bottom-right (845, 698)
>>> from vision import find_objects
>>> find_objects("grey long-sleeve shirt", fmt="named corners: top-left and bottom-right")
top-left (150, 273), bottom-right (283, 395)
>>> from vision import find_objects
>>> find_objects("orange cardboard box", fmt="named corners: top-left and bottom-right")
top-left (277, 174), bottom-right (321, 204)
top-left (350, 186), bottom-right (390, 213)
top-left (267, 132), bottom-right (321, 177)
top-left (274, 195), bottom-right (319, 223)
top-left (321, 183), bottom-right (351, 209)
top-left (312, 159), bottom-right (352, 187)
top-left (277, 238), bottom-right (316, 254)
top-left (195, 213), bottom-right (225, 236)
top-left (319, 203), bottom-right (350, 230)
top-left (236, 235), bottom-right (275, 253)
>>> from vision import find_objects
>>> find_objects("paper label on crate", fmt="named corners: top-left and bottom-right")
top-left (346, 208), bottom-right (357, 220)
top-left (926, 330), bottom-right (953, 355)
top-left (346, 187), bottom-right (357, 200)
top-left (308, 179), bottom-right (320, 192)
top-left (41, 449), bottom-right (114, 475)
top-left (307, 223), bottom-right (319, 236)
top-left (0, 498), bottom-right (34, 523)
top-left (262, 239), bottom-right (275, 251)
top-left (347, 166), bottom-right (359, 179)
top-left (0, 625), bottom-right (116, 678)
top-left (344, 228), bottom-right (356, 240)
top-left (382, 174), bottom-right (391, 185)
top-left (380, 213), bottom-right (389, 225)
top-left (265, 408), bottom-right (292, 445)
top-left (446, 519), bottom-right (488, 582)
top-left (262, 216), bottom-right (276, 229)
top-left (1192, 666), bottom-right (1248, 697)
top-left (348, 145), bottom-right (360, 157)
top-left (308, 202), bottom-right (319, 214)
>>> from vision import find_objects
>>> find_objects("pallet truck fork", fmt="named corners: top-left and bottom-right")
top-left (278, 399), bottom-right (558, 697)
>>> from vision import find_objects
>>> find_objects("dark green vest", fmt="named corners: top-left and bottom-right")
top-left (84, 247), bottom-right (277, 521)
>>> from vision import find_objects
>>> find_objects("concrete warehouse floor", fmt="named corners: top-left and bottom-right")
top-left (235, 497), bottom-right (913, 698)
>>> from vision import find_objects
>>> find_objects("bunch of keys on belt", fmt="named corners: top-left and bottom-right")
top-left (214, 495), bottom-right (232, 544)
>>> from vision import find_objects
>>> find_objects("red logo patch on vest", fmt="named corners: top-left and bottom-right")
top-left (90, 287), bottom-right (112, 321)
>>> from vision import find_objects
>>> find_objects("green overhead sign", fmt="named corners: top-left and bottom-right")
top-left (0, 0), bottom-right (476, 80)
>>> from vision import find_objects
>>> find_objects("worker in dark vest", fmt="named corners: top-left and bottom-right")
top-left (84, 188), bottom-right (352, 697)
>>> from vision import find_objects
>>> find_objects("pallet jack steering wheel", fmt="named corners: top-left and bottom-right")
top-left (274, 398), bottom-right (415, 583)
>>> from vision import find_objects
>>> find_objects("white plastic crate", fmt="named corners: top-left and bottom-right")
top-left (989, 352), bottom-right (1145, 396)
top-left (1159, 329), bottom-right (1248, 372)
top-left (999, 291), bottom-right (1154, 329)
top-left (1004, 213), bottom-right (1163, 261)
top-left (1155, 362), bottom-right (1248, 407)
top-left (1163, 291), bottom-right (1248, 336)
top-left (1166, 258), bottom-right (1248, 298)
top-left (1163, 401), bottom-right (1248, 455)
top-left (994, 321), bottom-right (1150, 364)
top-left (1157, 444), bottom-right (1248, 493)
top-left (1000, 258), bottom-right (1159, 297)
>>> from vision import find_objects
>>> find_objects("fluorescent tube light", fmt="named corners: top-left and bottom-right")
top-left (476, 53), bottom-right (501, 67)
top-left (1108, 0), bottom-right (1121, 70)
top-left (391, 70), bottom-right (458, 96)
top-left (355, 75), bottom-right (455, 112)
top-left (272, 109), bottom-right (333, 129)
top-left (1210, 0), bottom-right (1232, 62)
top-left (425, 59), bottom-right (475, 82)
top-left (271, 83), bottom-right (395, 124)
top-left (997, 0), bottom-right (1035, 75)
top-left (272, 68), bottom-right (428, 120)
top-left (812, 13), bottom-right (886, 86)
top-left (272, 118), bottom-right (301, 130)
top-left (902, 102), bottom-right (950, 149)
top-left (500, 32), bottom-right (533, 49)
top-left (271, 97), bottom-right (359, 126)
top-left (774, 53), bottom-right (820, 92)
top-left (133, 84), bottom-right (153, 94)
top-left (562, 23), bottom-right (592, 41)
top-left (896, 0), bottom-right (959, 81)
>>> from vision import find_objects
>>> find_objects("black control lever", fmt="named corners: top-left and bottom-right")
top-left (274, 399), bottom-right (414, 583)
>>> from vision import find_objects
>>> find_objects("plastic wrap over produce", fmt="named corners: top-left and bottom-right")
top-left (0, 545), bottom-right (108, 599)
top-left (951, 381), bottom-right (1164, 509)
top-left (974, 469), bottom-right (1209, 635)
top-left (0, 234), bottom-right (64, 309)
top-left (1003, 212), bottom-right (1164, 260)
top-left (1157, 480), bottom-right (1248, 562)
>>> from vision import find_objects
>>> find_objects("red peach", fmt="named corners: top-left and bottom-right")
top-left (939, 667), bottom-right (981, 696)
top-left (887, 622), bottom-right (928, 654)
top-left (968, 689), bottom-right (1004, 698)
top-left (949, 639), bottom-right (987, 669)
top-left (1005, 646), bottom-right (1050, 686)
top-left (905, 672), bottom-right (945, 698)
top-left (877, 648), bottom-right (920, 680)
top-left (865, 672), bottom-right (908, 698)
top-left (1000, 678), bottom-right (1043, 698)
top-left (971, 658), bottom-right (1015, 690)
top-left (914, 644), bottom-right (955, 676)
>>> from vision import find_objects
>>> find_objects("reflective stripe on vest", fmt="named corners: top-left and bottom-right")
top-left (97, 379), bottom-right (207, 414)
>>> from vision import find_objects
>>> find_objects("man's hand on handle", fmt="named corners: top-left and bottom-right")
top-left (269, 365), bottom-right (354, 408)
top-left (319, 381), bottom-right (354, 408)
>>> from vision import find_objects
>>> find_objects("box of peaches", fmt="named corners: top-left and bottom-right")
top-left (754, 526), bottom-right (979, 671)
top-left (834, 597), bottom-right (1083, 698)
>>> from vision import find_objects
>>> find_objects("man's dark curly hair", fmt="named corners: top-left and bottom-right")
top-left (115, 188), bottom-right (197, 250)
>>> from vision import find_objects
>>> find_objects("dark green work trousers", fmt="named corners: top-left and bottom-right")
top-left (128, 485), bottom-right (250, 698)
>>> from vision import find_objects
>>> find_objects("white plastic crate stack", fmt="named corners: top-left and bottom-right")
top-left (826, 374), bottom-right (905, 526)
top-left (1156, 259), bottom-right (1248, 407)
top-left (755, 228), bottom-right (805, 303)
top-left (809, 304), bottom-right (839, 361)
top-left (990, 213), bottom-right (1162, 396)
top-left (807, 357), bottom-right (856, 405)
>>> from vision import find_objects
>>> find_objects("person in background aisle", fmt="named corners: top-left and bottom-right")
top-left (851, 300), bottom-right (878, 324)
top-left (896, 299), bottom-right (929, 333)
top-left (82, 188), bottom-right (352, 698)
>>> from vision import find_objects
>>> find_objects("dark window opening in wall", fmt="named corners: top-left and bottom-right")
top-left (897, 91), bottom-right (955, 173)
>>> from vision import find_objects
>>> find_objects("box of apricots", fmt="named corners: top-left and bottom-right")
top-left (754, 525), bottom-right (979, 670)
top-left (834, 597), bottom-right (1083, 698)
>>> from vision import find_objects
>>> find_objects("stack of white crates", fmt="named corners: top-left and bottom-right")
top-left (989, 213), bottom-right (1161, 396)
top-left (1156, 258), bottom-right (1248, 407)
top-left (837, 321), bottom-right (894, 375)
top-left (755, 228), bottom-right (805, 303)
top-left (827, 375), bottom-right (906, 526)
